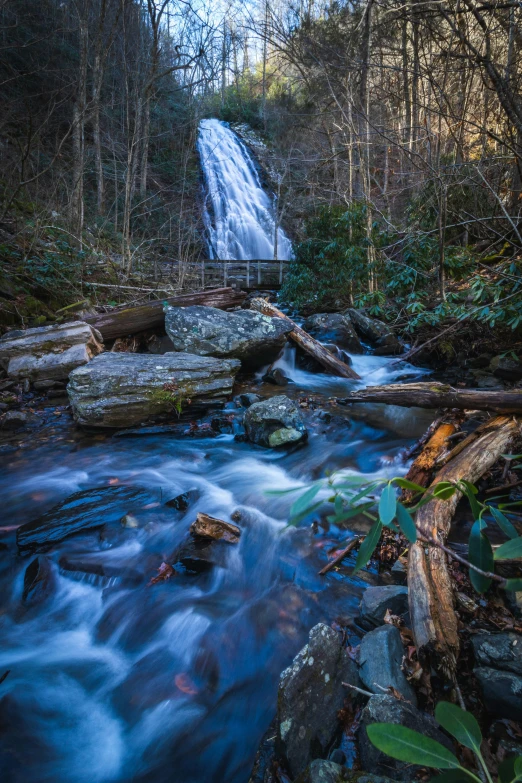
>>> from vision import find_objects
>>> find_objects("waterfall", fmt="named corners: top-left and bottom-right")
top-left (197, 119), bottom-right (293, 261)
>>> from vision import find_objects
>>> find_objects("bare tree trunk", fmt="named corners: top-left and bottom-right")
top-left (71, 8), bottom-right (88, 242)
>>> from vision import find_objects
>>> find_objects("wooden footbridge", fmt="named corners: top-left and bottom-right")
top-left (192, 258), bottom-right (291, 290)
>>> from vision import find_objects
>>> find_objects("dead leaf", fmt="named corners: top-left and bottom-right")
top-left (148, 562), bottom-right (174, 586)
top-left (174, 673), bottom-right (198, 695)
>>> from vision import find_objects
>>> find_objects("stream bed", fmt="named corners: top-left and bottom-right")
top-left (0, 348), bottom-right (434, 783)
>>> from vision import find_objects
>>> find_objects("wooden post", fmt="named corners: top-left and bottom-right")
top-left (224, 262), bottom-right (227, 287)
top-left (279, 259), bottom-right (283, 285)
top-left (202, 258), bottom-right (205, 289)
top-left (258, 259), bottom-right (261, 286)
top-left (246, 260), bottom-right (250, 288)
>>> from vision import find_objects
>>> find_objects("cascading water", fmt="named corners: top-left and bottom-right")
top-left (198, 119), bottom-right (293, 261)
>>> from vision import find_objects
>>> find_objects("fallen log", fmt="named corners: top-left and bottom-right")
top-left (84, 287), bottom-right (246, 341)
top-left (400, 413), bottom-right (464, 504)
top-left (408, 415), bottom-right (520, 682)
top-left (339, 381), bottom-right (522, 413)
top-left (249, 298), bottom-right (361, 380)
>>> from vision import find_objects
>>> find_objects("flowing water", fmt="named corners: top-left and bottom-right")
top-left (1, 119), bottom-right (432, 782)
top-left (0, 350), bottom-right (432, 783)
top-left (198, 119), bottom-right (293, 261)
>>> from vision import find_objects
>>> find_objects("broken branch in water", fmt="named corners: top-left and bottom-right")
top-left (318, 536), bottom-right (361, 575)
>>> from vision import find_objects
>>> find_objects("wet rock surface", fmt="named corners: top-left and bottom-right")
top-left (344, 310), bottom-right (402, 355)
top-left (359, 585), bottom-right (408, 627)
top-left (474, 667), bottom-right (522, 721)
top-left (244, 395), bottom-right (307, 448)
top-left (276, 623), bottom-right (362, 779)
top-left (67, 351), bottom-right (240, 428)
top-left (16, 485), bottom-right (157, 553)
top-left (302, 314), bottom-right (363, 354)
top-left (189, 512), bottom-right (241, 543)
top-left (358, 695), bottom-right (453, 781)
top-left (358, 624), bottom-right (417, 704)
top-left (165, 305), bottom-right (291, 366)
top-left (22, 555), bottom-right (56, 605)
top-left (472, 632), bottom-right (522, 676)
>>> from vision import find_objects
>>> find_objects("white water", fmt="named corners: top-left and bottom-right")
top-left (198, 119), bottom-right (293, 261)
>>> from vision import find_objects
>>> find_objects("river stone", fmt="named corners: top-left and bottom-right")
top-left (0, 321), bottom-right (103, 381)
top-left (359, 585), bottom-right (408, 627)
top-left (490, 355), bottom-right (522, 381)
top-left (189, 512), bottom-right (241, 543)
top-left (294, 765), bottom-right (397, 783)
top-left (358, 695), bottom-right (453, 781)
top-left (16, 485), bottom-right (156, 553)
top-left (344, 309), bottom-right (402, 355)
top-left (243, 395), bottom-right (307, 448)
top-left (359, 624), bottom-right (417, 704)
top-left (276, 623), bottom-right (362, 779)
top-left (474, 667), bottom-right (522, 720)
top-left (302, 314), bottom-right (363, 354)
top-left (165, 305), bottom-right (292, 366)
top-left (472, 632), bottom-right (522, 677)
top-left (22, 555), bottom-right (56, 605)
top-left (67, 352), bottom-right (240, 429)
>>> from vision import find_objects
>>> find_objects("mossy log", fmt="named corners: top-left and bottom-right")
top-left (249, 298), bottom-right (361, 380)
top-left (84, 287), bottom-right (247, 340)
top-left (340, 381), bottom-right (522, 413)
top-left (408, 415), bottom-right (520, 682)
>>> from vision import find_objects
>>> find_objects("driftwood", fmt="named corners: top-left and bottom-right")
top-left (318, 536), bottom-right (361, 575)
top-left (249, 298), bottom-right (361, 380)
top-left (340, 382), bottom-right (522, 413)
top-left (408, 415), bottom-right (520, 682)
top-left (400, 414), bottom-right (464, 504)
top-left (84, 287), bottom-right (246, 340)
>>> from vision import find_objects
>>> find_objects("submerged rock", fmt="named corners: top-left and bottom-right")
top-left (358, 695), bottom-right (453, 781)
top-left (359, 585), bottom-right (408, 627)
top-left (302, 313), bottom-right (363, 354)
top-left (165, 488), bottom-right (200, 511)
top-left (243, 395), bottom-right (307, 448)
top-left (359, 625), bottom-right (417, 704)
top-left (276, 623), bottom-right (362, 779)
top-left (165, 305), bottom-right (291, 366)
top-left (16, 485), bottom-right (156, 553)
top-left (67, 352), bottom-right (240, 429)
top-left (22, 555), bottom-right (56, 605)
top-left (262, 366), bottom-right (289, 386)
top-left (172, 537), bottom-right (231, 573)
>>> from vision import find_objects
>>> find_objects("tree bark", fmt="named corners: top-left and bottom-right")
top-left (408, 415), bottom-right (520, 681)
top-left (249, 298), bottom-right (361, 380)
top-left (340, 382), bottom-right (522, 413)
top-left (85, 287), bottom-right (246, 340)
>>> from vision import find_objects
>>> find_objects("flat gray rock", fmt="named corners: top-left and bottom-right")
top-left (472, 632), bottom-right (522, 676)
top-left (243, 394), bottom-right (307, 448)
top-left (359, 585), bottom-right (408, 627)
top-left (165, 305), bottom-right (291, 366)
top-left (67, 352), bottom-right (240, 428)
top-left (277, 623), bottom-right (362, 779)
top-left (359, 624), bottom-right (417, 704)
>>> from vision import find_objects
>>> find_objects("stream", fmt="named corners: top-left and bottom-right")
top-left (0, 350), bottom-right (433, 783)
top-left (1, 119), bottom-right (433, 782)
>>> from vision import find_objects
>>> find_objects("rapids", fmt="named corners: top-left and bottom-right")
top-left (0, 350), bottom-right (432, 783)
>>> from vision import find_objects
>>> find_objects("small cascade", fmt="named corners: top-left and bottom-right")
top-left (197, 119), bottom-right (293, 261)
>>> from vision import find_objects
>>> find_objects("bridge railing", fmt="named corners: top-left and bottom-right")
top-left (199, 259), bottom-right (291, 289)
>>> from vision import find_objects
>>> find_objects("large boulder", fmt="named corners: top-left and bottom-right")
top-left (0, 321), bottom-right (103, 381)
top-left (67, 352), bottom-right (240, 428)
top-left (16, 485), bottom-right (157, 553)
top-left (165, 305), bottom-right (292, 366)
top-left (276, 623), bottom-right (362, 779)
top-left (344, 310), bottom-right (402, 356)
top-left (302, 314), bottom-right (363, 354)
top-left (358, 695), bottom-right (453, 781)
top-left (359, 625), bottom-right (417, 704)
top-left (359, 585), bottom-right (408, 627)
top-left (243, 395), bottom-right (307, 448)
